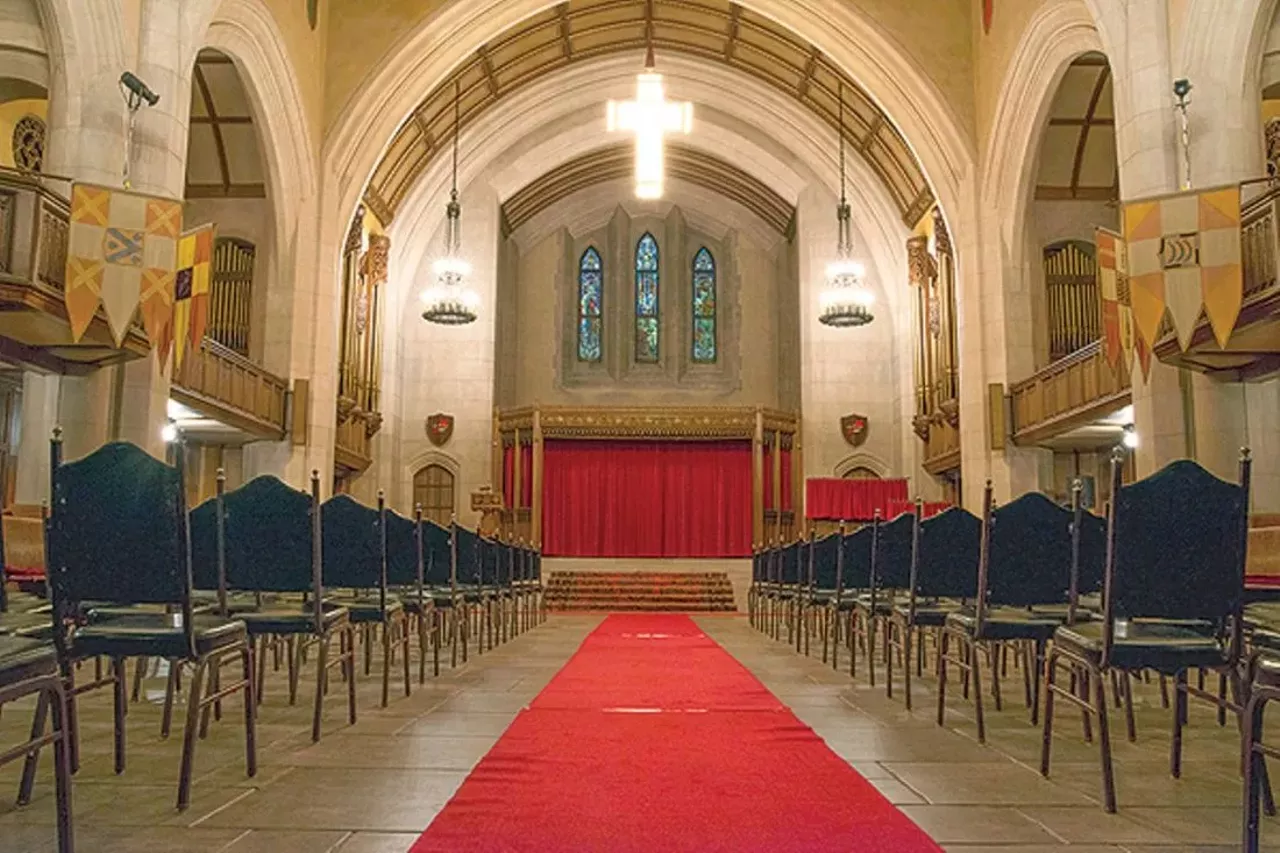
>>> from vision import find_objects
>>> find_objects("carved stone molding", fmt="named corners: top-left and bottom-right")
top-left (363, 410), bottom-right (384, 438)
top-left (1267, 118), bottom-right (1280, 179)
top-left (911, 413), bottom-right (931, 442)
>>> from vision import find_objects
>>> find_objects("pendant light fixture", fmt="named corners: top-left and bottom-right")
top-left (422, 80), bottom-right (479, 325)
top-left (819, 81), bottom-right (874, 328)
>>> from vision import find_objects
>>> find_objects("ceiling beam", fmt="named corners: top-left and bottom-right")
top-left (557, 2), bottom-right (573, 59)
top-left (193, 64), bottom-right (232, 196)
top-left (1070, 65), bottom-right (1111, 197)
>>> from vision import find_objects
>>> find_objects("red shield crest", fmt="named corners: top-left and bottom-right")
top-left (426, 413), bottom-right (454, 447)
top-left (841, 414), bottom-right (869, 447)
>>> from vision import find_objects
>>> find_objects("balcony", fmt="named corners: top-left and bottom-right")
top-left (0, 169), bottom-right (149, 371)
top-left (1153, 183), bottom-right (1280, 379)
top-left (170, 337), bottom-right (288, 439)
top-left (1009, 340), bottom-right (1131, 446)
top-left (334, 411), bottom-right (375, 475)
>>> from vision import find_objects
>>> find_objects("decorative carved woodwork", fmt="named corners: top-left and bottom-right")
top-left (335, 206), bottom-right (385, 482)
top-left (908, 209), bottom-right (961, 478)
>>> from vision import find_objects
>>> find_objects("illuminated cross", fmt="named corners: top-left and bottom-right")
top-left (607, 64), bottom-right (693, 200)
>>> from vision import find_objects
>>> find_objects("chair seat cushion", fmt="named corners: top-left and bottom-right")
top-left (70, 612), bottom-right (247, 660)
top-left (893, 601), bottom-right (960, 627)
top-left (0, 635), bottom-right (58, 689)
top-left (946, 606), bottom-right (1064, 641)
top-left (1254, 654), bottom-right (1280, 689)
top-left (1054, 620), bottom-right (1226, 674)
top-left (237, 602), bottom-right (349, 636)
top-left (326, 593), bottom-right (404, 623)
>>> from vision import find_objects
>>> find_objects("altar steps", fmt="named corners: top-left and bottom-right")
top-left (545, 571), bottom-right (737, 612)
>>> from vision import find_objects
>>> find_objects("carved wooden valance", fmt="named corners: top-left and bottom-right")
top-left (496, 406), bottom-right (799, 441)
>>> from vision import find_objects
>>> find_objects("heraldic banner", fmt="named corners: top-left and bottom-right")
top-left (1122, 185), bottom-right (1243, 352)
top-left (1095, 226), bottom-right (1133, 371)
top-left (65, 183), bottom-right (181, 346)
top-left (170, 224), bottom-right (216, 371)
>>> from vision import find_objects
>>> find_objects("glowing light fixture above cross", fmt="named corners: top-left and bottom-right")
top-left (607, 44), bottom-right (692, 200)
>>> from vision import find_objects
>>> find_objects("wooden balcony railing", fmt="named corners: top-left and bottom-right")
top-left (0, 168), bottom-right (149, 368)
top-left (1009, 340), bottom-right (1131, 445)
top-left (170, 337), bottom-right (288, 439)
top-left (922, 416), bottom-right (960, 476)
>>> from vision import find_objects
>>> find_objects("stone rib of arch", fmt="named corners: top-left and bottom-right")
top-left (363, 0), bottom-right (934, 227)
top-left (501, 141), bottom-right (795, 236)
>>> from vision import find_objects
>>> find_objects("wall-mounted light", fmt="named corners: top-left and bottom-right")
top-left (161, 421), bottom-right (179, 444)
top-left (1122, 423), bottom-right (1138, 449)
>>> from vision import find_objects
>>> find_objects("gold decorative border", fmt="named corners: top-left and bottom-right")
top-left (497, 406), bottom-right (798, 441)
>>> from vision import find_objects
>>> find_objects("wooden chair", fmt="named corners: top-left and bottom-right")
top-left (421, 518), bottom-right (453, 673)
top-left (386, 505), bottom-right (434, 685)
top-left (887, 504), bottom-right (982, 710)
top-left (3, 634), bottom-right (73, 852)
top-left (452, 522), bottom-right (477, 666)
top-left (190, 471), bottom-right (356, 743)
top-left (850, 511), bottom-right (912, 686)
top-left (938, 484), bottom-right (1106, 741)
top-left (42, 437), bottom-right (255, 811)
top-left (1041, 450), bottom-right (1252, 812)
top-left (322, 492), bottom-right (412, 707)
top-left (1244, 651), bottom-right (1280, 851)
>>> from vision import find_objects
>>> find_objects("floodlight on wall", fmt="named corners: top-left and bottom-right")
top-left (161, 421), bottom-right (179, 444)
top-left (119, 71), bottom-right (159, 189)
top-left (1122, 423), bottom-right (1139, 449)
top-left (422, 80), bottom-right (479, 325)
top-left (818, 81), bottom-right (874, 328)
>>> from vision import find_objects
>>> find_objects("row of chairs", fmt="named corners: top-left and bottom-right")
top-left (0, 436), bottom-right (546, 853)
top-left (750, 451), bottom-right (1273, 840)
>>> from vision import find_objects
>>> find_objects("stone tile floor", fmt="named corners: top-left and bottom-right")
top-left (0, 614), bottom-right (1275, 852)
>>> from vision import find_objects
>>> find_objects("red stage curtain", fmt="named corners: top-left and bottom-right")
top-left (779, 447), bottom-right (792, 510)
top-left (762, 445), bottom-right (774, 510)
top-left (542, 440), bottom-right (753, 558)
top-left (520, 444), bottom-right (534, 508)
top-left (502, 446), bottom-right (515, 509)
top-left (805, 478), bottom-right (909, 521)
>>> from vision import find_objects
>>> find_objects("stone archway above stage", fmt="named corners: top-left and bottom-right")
top-left (495, 406), bottom-right (801, 550)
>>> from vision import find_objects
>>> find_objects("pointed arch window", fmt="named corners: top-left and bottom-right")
top-left (691, 247), bottom-right (717, 363)
top-left (577, 247), bottom-right (603, 362)
top-left (634, 233), bottom-right (659, 362)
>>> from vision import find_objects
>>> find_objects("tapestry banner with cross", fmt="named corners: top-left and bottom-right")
top-left (65, 183), bottom-right (181, 346)
top-left (1122, 185), bottom-right (1243, 351)
top-left (170, 224), bottom-right (216, 371)
top-left (1095, 226), bottom-right (1134, 372)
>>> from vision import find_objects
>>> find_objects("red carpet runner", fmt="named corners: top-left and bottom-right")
top-left (411, 614), bottom-right (942, 852)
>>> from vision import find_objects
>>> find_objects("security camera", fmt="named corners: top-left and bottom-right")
top-left (120, 71), bottom-right (160, 107)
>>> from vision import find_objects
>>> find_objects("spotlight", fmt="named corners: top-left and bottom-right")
top-left (1122, 424), bottom-right (1139, 449)
top-left (161, 421), bottom-right (179, 444)
top-left (120, 71), bottom-right (159, 107)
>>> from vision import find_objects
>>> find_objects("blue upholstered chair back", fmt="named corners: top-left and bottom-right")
top-left (190, 476), bottom-right (315, 593)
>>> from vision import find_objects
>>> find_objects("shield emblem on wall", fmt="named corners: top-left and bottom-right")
top-left (841, 414), bottom-right (869, 447)
top-left (426, 413), bottom-right (454, 447)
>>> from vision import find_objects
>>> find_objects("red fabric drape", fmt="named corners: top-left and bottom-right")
top-left (779, 448), bottom-right (793, 511)
top-left (520, 444), bottom-right (534, 508)
top-left (502, 446), bottom-right (515, 509)
top-left (762, 445), bottom-right (774, 510)
top-left (541, 440), bottom-right (753, 558)
top-left (805, 478), bottom-right (910, 521)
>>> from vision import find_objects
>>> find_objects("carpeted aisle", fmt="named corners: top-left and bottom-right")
top-left (410, 614), bottom-right (941, 852)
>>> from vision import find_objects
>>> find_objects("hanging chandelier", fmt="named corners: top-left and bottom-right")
top-left (819, 81), bottom-right (874, 328)
top-left (606, 3), bottom-right (692, 199)
top-left (422, 80), bottom-right (479, 325)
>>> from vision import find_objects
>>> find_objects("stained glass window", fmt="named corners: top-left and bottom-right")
top-left (692, 247), bottom-right (717, 363)
top-left (577, 247), bottom-right (603, 362)
top-left (635, 233), bottom-right (659, 362)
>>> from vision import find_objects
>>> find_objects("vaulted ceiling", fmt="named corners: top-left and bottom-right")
top-left (364, 0), bottom-right (935, 228)
top-left (1035, 53), bottom-right (1118, 202)
top-left (185, 49), bottom-right (266, 199)
top-left (501, 141), bottom-right (795, 236)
